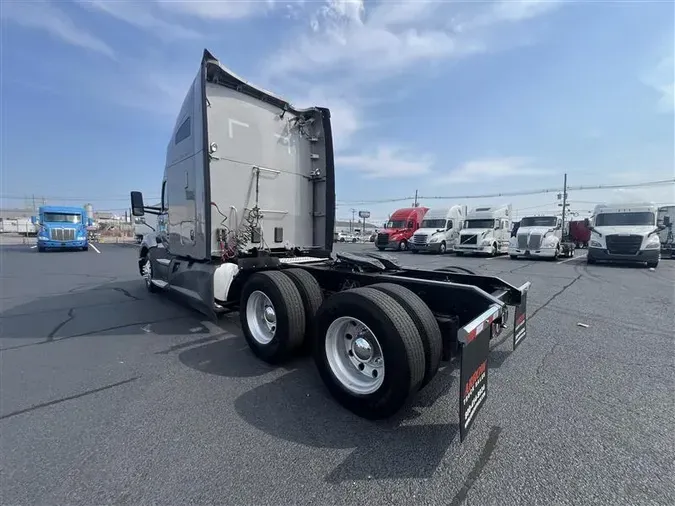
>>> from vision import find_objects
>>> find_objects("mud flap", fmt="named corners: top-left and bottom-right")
top-left (512, 282), bottom-right (531, 350)
top-left (458, 304), bottom-right (499, 442)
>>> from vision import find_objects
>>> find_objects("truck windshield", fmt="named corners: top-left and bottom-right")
top-left (520, 217), bottom-right (557, 227)
top-left (464, 219), bottom-right (494, 229)
top-left (43, 213), bottom-right (81, 223)
top-left (386, 220), bottom-right (407, 229)
top-left (595, 212), bottom-right (655, 226)
top-left (421, 219), bottom-right (446, 229)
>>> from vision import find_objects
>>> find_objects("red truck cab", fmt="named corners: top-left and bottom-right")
top-left (568, 220), bottom-right (591, 248)
top-left (376, 207), bottom-right (429, 251)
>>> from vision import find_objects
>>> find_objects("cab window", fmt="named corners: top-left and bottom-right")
top-left (446, 221), bottom-right (453, 230)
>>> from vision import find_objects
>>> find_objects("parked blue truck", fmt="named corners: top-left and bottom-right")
top-left (33, 206), bottom-right (90, 252)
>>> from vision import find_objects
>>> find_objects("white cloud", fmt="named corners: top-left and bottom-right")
top-left (75, 1), bottom-right (201, 40)
top-left (1, 0), bottom-right (115, 59)
top-left (155, 0), bottom-right (275, 20)
top-left (437, 157), bottom-right (554, 184)
top-left (643, 55), bottom-right (674, 114)
top-left (337, 146), bottom-right (434, 179)
top-left (266, 0), bottom-right (562, 81)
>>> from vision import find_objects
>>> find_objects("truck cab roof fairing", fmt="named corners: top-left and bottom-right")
top-left (200, 49), bottom-right (335, 254)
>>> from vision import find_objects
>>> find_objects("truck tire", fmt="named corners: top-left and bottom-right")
top-left (439, 241), bottom-right (446, 254)
top-left (83, 246), bottom-right (89, 252)
top-left (510, 255), bottom-right (518, 260)
top-left (282, 268), bottom-right (323, 354)
top-left (587, 255), bottom-right (596, 265)
top-left (240, 271), bottom-right (306, 364)
top-left (490, 243), bottom-right (498, 256)
top-left (369, 283), bottom-right (442, 388)
top-left (411, 249), bottom-right (419, 254)
top-left (456, 251), bottom-right (464, 257)
top-left (141, 257), bottom-right (159, 293)
top-left (377, 247), bottom-right (385, 252)
top-left (398, 240), bottom-right (408, 251)
top-left (38, 246), bottom-right (45, 252)
top-left (314, 287), bottom-right (425, 419)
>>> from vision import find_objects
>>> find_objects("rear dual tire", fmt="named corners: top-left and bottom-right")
top-left (314, 287), bottom-right (426, 419)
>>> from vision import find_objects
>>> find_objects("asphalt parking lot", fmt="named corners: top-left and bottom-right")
top-left (1, 238), bottom-right (674, 506)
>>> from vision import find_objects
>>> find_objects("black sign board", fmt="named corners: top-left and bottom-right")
top-left (458, 307), bottom-right (496, 442)
top-left (512, 283), bottom-right (530, 350)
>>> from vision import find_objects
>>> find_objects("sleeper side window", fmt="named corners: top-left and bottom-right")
top-left (174, 117), bottom-right (191, 145)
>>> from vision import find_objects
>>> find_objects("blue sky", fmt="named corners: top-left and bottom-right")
top-left (1, 0), bottom-right (673, 223)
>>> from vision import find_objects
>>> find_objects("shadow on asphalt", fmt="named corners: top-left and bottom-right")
top-left (0, 280), bottom-right (207, 345)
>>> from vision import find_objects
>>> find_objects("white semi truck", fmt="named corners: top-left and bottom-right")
top-left (129, 49), bottom-right (531, 438)
top-left (586, 202), bottom-right (662, 268)
top-left (410, 205), bottom-right (466, 254)
top-left (508, 215), bottom-right (573, 260)
top-left (455, 204), bottom-right (512, 256)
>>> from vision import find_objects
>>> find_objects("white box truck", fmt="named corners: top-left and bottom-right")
top-left (586, 202), bottom-right (662, 268)
top-left (128, 49), bottom-right (532, 438)
top-left (410, 205), bottom-right (466, 254)
top-left (456, 205), bottom-right (512, 256)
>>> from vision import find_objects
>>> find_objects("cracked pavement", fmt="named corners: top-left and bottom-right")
top-left (1, 242), bottom-right (673, 506)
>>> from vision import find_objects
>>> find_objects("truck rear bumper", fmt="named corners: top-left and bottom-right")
top-left (38, 238), bottom-right (87, 249)
top-left (587, 247), bottom-right (659, 263)
top-left (508, 246), bottom-right (557, 258)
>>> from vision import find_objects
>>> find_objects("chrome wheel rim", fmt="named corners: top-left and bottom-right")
top-left (325, 317), bottom-right (384, 395)
top-left (246, 290), bottom-right (277, 345)
top-left (142, 259), bottom-right (152, 287)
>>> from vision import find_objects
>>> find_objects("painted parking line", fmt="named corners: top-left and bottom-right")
top-left (89, 243), bottom-right (101, 254)
top-left (557, 253), bottom-right (586, 265)
top-left (30, 245), bottom-right (37, 249)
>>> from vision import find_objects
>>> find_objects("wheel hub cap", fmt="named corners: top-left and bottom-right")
top-left (352, 336), bottom-right (373, 361)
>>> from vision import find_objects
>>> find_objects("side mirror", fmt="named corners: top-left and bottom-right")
top-left (407, 221), bottom-right (414, 229)
top-left (584, 217), bottom-right (590, 228)
top-left (664, 216), bottom-right (671, 227)
top-left (130, 191), bottom-right (145, 216)
top-left (31, 216), bottom-right (37, 224)
top-left (87, 218), bottom-right (93, 227)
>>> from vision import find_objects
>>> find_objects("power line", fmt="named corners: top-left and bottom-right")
top-left (336, 178), bottom-right (675, 205)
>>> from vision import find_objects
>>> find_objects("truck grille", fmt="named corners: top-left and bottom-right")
top-left (50, 228), bottom-right (75, 241)
top-left (413, 234), bottom-right (428, 245)
top-left (606, 235), bottom-right (642, 255)
top-left (460, 234), bottom-right (477, 245)
top-left (517, 234), bottom-right (528, 249)
top-left (376, 233), bottom-right (390, 245)
top-left (528, 234), bottom-right (542, 250)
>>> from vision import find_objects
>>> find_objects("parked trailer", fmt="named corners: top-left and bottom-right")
top-left (129, 49), bottom-right (532, 440)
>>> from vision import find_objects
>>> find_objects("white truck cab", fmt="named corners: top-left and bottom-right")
top-left (509, 215), bottom-right (563, 259)
top-left (410, 205), bottom-right (466, 254)
top-left (456, 204), bottom-right (512, 256)
top-left (586, 203), bottom-right (662, 268)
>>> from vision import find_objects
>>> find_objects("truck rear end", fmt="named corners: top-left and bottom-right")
top-left (129, 49), bottom-right (533, 439)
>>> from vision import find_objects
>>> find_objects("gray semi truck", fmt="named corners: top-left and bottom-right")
top-left (130, 49), bottom-right (531, 440)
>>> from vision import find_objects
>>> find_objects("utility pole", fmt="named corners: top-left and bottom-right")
top-left (350, 208), bottom-right (356, 233)
top-left (413, 190), bottom-right (419, 207)
top-left (32, 194), bottom-right (36, 212)
top-left (559, 173), bottom-right (569, 237)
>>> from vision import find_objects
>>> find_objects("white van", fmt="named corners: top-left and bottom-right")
top-left (410, 205), bottom-right (466, 254)
top-left (508, 215), bottom-right (563, 259)
top-left (456, 204), bottom-right (512, 256)
top-left (587, 202), bottom-right (661, 268)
